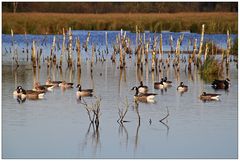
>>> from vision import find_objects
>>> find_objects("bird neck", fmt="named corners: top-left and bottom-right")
top-left (78, 86), bottom-right (82, 91)
top-left (135, 88), bottom-right (139, 96)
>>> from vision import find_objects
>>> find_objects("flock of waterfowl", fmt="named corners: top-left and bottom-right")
top-left (131, 77), bottom-right (230, 103)
top-left (13, 76), bottom-right (231, 103)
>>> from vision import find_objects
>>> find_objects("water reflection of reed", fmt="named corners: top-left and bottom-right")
top-left (80, 122), bottom-right (101, 156)
top-left (118, 68), bottom-right (126, 94)
top-left (32, 66), bottom-right (37, 88)
top-left (134, 102), bottom-right (140, 153)
top-left (13, 66), bottom-right (18, 89)
top-left (118, 123), bottom-right (129, 149)
top-left (79, 97), bottom-right (102, 156)
top-left (77, 66), bottom-right (81, 85)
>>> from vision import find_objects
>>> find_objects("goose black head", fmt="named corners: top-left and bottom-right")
top-left (76, 84), bottom-right (82, 91)
top-left (202, 92), bottom-right (206, 95)
top-left (180, 82), bottom-right (184, 86)
top-left (131, 86), bottom-right (138, 91)
top-left (17, 86), bottom-right (22, 90)
top-left (226, 78), bottom-right (230, 82)
top-left (140, 81), bottom-right (143, 86)
top-left (164, 77), bottom-right (168, 81)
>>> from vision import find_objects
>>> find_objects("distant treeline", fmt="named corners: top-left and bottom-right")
top-left (2, 2), bottom-right (238, 13)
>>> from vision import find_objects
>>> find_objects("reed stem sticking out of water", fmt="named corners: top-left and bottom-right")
top-left (175, 38), bottom-right (181, 71)
top-left (159, 34), bottom-right (163, 62)
top-left (51, 36), bottom-right (56, 64)
top-left (11, 28), bottom-right (14, 46)
top-left (59, 28), bottom-right (65, 68)
top-left (91, 44), bottom-right (95, 68)
top-left (159, 106), bottom-right (169, 123)
top-left (67, 27), bottom-right (73, 67)
top-left (226, 29), bottom-right (231, 65)
top-left (135, 25), bottom-right (138, 46)
top-left (151, 51), bottom-right (156, 71)
top-left (136, 45), bottom-right (141, 66)
top-left (83, 32), bottom-right (90, 52)
top-left (32, 40), bottom-right (37, 68)
top-left (76, 37), bottom-right (81, 67)
top-left (169, 35), bottom-right (173, 54)
top-left (204, 42), bottom-right (209, 61)
top-left (105, 32), bottom-right (108, 54)
top-left (111, 46), bottom-right (116, 63)
top-left (197, 24), bottom-right (205, 67)
top-left (117, 97), bottom-right (129, 124)
top-left (80, 97), bottom-right (102, 127)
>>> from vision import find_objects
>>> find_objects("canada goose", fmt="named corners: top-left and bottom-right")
top-left (212, 78), bottom-right (230, 89)
top-left (177, 82), bottom-right (188, 92)
top-left (59, 81), bottom-right (74, 88)
top-left (200, 92), bottom-right (221, 101)
top-left (76, 84), bottom-right (93, 97)
top-left (137, 81), bottom-right (148, 93)
top-left (33, 82), bottom-right (54, 92)
top-left (154, 80), bottom-right (165, 89)
top-left (163, 77), bottom-right (172, 86)
top-left (13, 86), bottom-right (45, 100)
top-left (132, 86), bottom-right (157, 103)
top-left (45, 78), bottom-right (62, 87)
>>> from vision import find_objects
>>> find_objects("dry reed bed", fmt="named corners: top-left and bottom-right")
top-left (3, 12), bottom-right (238, 34)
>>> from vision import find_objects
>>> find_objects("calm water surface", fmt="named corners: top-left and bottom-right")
top-left (2, 31), bottom-right (238, 158)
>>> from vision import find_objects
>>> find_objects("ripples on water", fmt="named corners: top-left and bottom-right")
top-left (2, 30), bottom-right (238, 158)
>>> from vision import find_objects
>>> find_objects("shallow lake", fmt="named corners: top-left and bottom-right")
top-left (2, 30), bottom-right (238, 158)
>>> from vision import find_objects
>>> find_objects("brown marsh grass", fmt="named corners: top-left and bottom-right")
top-left (2, 12), bottom-right (237, 34)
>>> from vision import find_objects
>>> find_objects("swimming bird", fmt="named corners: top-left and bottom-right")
top-left (59, 81), bottom-right (74, 88)
top-left (163, 77), bottom-right (172, 86)
top-left (137, 81), bottom-right (148, 93)
top-left (212, 78), bottom-right (230, 89)
top-left (154, 80), bottom-right (165, 89)
top-left (76, 84), bottom-right (93, 97)
top-left (33, 82), bottom-right (54, 92)
top-left (45, 78), bottom-right (62, 87)
top-left (13, 86), bottom-right (45, 100)
top-left (200, 92), bottom-right (221, 101)
top-left (132, 86), bottom-right (157, 103)
top-left (177, 82), bottom-right (188, 92)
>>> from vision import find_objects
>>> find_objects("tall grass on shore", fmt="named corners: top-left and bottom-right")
top-left (2, 12), bottom-right (237, 34)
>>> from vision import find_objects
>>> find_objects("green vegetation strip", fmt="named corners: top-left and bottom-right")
top-left (2, 12), bottom-right (238, 34)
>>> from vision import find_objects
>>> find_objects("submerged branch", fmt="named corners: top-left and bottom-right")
top-left (159, 106), bottom-right (169, 122)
